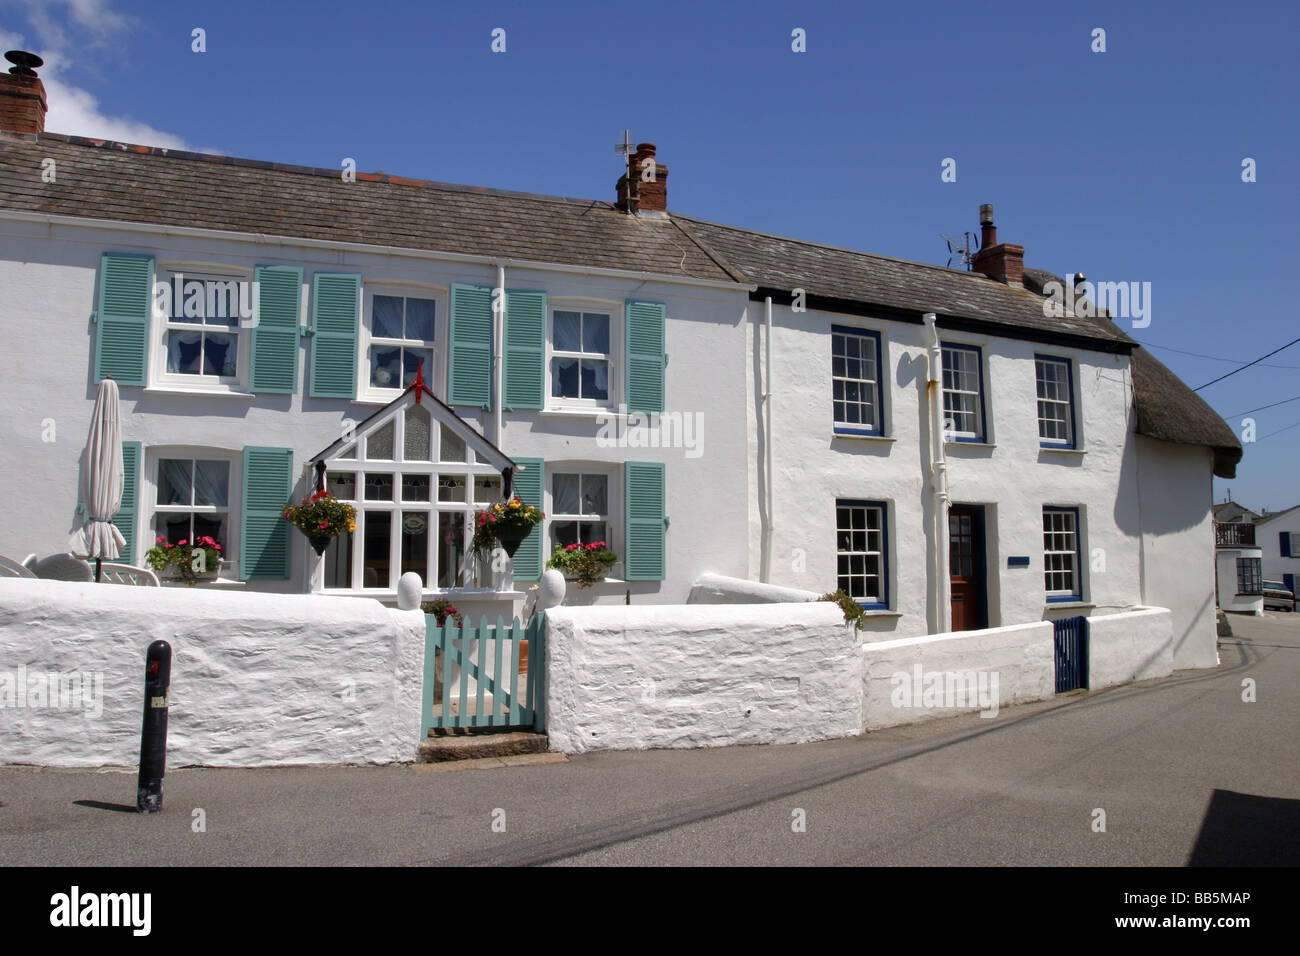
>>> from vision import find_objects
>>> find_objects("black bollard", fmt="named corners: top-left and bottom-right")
top-left (136, 640), bottom-right (172, 813)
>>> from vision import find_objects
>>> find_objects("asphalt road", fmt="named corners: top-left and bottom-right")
top-left (2, 613), bottom-right (1297, 866)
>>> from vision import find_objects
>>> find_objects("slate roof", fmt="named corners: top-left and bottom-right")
top-left (0, 132), bottom-right (737, 283)
top-left (0, 130), bottom-right (1238, 467)
top-left (674, 215), bottom-right (1135, 350)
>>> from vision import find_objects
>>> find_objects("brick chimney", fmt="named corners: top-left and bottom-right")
top-left (616, 142), bottom-right (668, 213)
top-left (971, 203), bottom-right (1024, 288)
top-left (0, 51), bottom-right (47, 135)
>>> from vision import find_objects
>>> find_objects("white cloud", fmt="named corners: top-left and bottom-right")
top-left (1, 5), bottom-right (193, 149)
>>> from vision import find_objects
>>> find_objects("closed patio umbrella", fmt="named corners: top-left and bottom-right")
top-left (68, 378), bottom-right (126, 580)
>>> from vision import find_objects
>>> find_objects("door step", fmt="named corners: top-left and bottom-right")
top-left (418, 731), bottom-right (549, 763)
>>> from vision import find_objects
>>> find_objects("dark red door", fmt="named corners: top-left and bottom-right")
top-left (949, 506), bottom-right (985, 631)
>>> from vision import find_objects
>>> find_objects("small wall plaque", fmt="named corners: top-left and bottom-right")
top-left (1007, 556), bottom-right (1030, 567)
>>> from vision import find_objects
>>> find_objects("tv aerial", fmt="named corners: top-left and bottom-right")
top-left (941, 231), bottom-right (979, 270)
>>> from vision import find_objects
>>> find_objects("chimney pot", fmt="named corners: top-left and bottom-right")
top-left (971, 203), bottom-right (1024, 288)
top-left (616, 141), bottom-right (668, 213)
top-left (0, 50), bottom-right (47, 134)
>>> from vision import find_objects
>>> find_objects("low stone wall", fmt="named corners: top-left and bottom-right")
top-left (544, 602), bottom-right (858, 753)
top-left (0, 578), bottom-right (425, 767)
top-left (686, 573), bottom-right (822, 605)
top-left (1087, 606), bottom-right (1173, 689)
top-left (862, 620), bottom-right (1056, 730)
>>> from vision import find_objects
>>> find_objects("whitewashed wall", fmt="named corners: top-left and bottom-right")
top-left (0, 578), bottom-right (425, 767)
top-left (1086, 606), bottom-right (1173, 689)
top-left (745, 301), bottom-right (1144, 638)
top-left (861, 621), bottom-right (1055, 729)
top-left (686, 572), bottom-right (821, 604)
top-left (1135, 436), bottom-right (1220, 668)
top-left (544, 603), bottom-right (860, 753)
top-left (0, 214), bottom-right (748, 609)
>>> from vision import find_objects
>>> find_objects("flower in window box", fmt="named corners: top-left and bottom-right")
top-left (146, 537), bottom-right (223, 586)
top-left (547, 541), bottom-right (617, 588)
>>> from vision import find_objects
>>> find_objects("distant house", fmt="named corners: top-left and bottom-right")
top-left (0, 53), bottom-right (1242, 668)
top-left (1255, 505), bottom-right (1300, 597)
top-left (1212, 501), bottom-right (1259, 524)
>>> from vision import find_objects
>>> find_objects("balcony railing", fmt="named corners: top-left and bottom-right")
top-left (1215, 522), bottom-right (1256, 547)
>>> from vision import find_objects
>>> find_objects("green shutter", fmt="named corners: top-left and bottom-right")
top-left (511, 457), bottom-right (544, 580)
top-left (250, 266), bottom-right (303, 394)
top-left (504, 290), bottom-right (545, 409)
top-left (309, 272), bottom-right (361, 398)
top-left (94, 253), bottom-right (154, 385)
top-left (624, 461), bottom-right (665, 580)
top-left (625, 300), bottom-right (666, 413)
top-left (112, 441), bottom-right (142, 564)
top-left (241, 446), bottom-right (293, 580)
top-left (449, 283), bottom-right (493, 408)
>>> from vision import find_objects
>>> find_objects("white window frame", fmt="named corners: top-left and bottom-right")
top-left (320, 404), bottom-right (502, 594)
top-left (150, 265), bottom-right (255, 394)
top-left (357, 283), bottom-right (448, 404)
top-left (941, 343), bottom-right (986, 442)
top-left (836, 499), bottom-right (888, 609)
top-left (831, 325), bottom-right (883, 435)
top-left (1035, 354), bottom-right (1075, 448)
top-left (545, 299), bottom-right (620, 412)
top-left (1043, 506), bottom-right (1082, 601)
top-left (142, 446), bottom-right (240, 578)
top-left (545, 463), bottom-right (622, 577)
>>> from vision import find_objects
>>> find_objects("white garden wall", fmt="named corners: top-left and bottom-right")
top-left (861, 621), bottom-right (1055, 730)
top-left (543, 602), bottom-right (859, 753)
top-left (686, 573), bottom-right (821, 604)
top-left (0, 578), bottom-right (425, 767)
top-left (1086, 606), bottom-right (1172, 689)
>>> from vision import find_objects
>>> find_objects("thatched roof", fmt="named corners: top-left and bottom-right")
top-left (1130, 346), bottom-right (1242, 478)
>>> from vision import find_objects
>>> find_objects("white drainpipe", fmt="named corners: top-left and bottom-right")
top-left (495, 264), bottom-right (506, 447)
top-left (924, 313), bottom-right (951, 634)
top-left (761, 296), bottom-right (774, 582)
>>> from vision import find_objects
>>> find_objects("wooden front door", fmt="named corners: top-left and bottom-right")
top-left (949, 505), bottom-right (986, 631)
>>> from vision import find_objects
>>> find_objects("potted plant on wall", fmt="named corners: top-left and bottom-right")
top-left (282, 490), bottom-right (358, 556)
top-left (145, 535), bottom-right (223, 586)
top-left (547, 540), bottom-right (618, 587)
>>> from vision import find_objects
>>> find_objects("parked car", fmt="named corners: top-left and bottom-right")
top-left (1263, 581), bottom-right (1296, 612)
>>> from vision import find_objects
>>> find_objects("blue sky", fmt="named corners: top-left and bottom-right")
top-left (4, 0), bottom-right (1297, 511)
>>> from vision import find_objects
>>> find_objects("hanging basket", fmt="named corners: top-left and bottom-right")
top-left (495, 525), bottom-right (530, 557)
top-left (308, 535), bottom-right (333, 556)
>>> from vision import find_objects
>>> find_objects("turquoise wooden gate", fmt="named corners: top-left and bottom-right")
top-left (422, 614), bottom-right (546, 736)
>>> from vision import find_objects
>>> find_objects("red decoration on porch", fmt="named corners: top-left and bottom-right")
top-left (405, 359), bottom-right (426, 404)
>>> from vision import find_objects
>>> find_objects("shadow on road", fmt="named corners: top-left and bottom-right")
top-left (1187, 789), bottom-right (1300, 866)
top-left (73, 799), bottom-right (137, 814)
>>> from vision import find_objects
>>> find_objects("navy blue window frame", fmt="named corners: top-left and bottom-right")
top-left (940, 342), bottom-right (987, 443)
top-left (1043, 505), bottom-right (1083, 603)
top-left (1034, 353), bottom-right (1077, 449)
top-left (831, 325), bottom-right (885, 436)
top-left (835, 498), bottom-right (890, 610)
top-left (1280, 531), bottom-right (1292, 558)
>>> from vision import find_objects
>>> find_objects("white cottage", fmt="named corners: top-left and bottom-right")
top-left (0, 56), bottom-right (1241, 667)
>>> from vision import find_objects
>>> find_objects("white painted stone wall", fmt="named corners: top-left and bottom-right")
top-left (1135, 436), bottom-right (1220, 668)
top-left (0, 214), bottom-right (748, 611)
top-left (861, 621), bottom-right (1055, 730)
top-left (543, 602), bottom-right (859, 753)
top-left (744, 300), bottom-right (1145, 639)
top-left (0, 578), bottom-right (425, 767)
top-left (686, 572), bottom-right (821, 604)
top-left (1086, 606), bottom-right (1173, 690)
